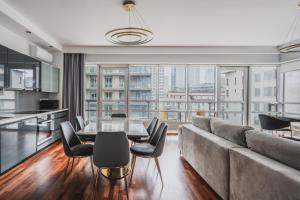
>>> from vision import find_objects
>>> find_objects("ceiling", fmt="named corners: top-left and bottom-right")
top-left (3, 0), bottom-right (300, 47)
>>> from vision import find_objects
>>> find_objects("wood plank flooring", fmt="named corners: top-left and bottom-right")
top-left (0, 136), bottom-right (220, 200)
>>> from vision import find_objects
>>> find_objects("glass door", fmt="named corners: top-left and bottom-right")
top-left (217, 67), bottom-right (248, 125)
top-left (100, 66), bottom-right (128, 118)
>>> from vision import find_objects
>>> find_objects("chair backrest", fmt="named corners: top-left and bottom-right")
top-left (93, 131), bottom-right (129, 168)
top-left (258, 114), bottom-right (291, 130)
top-left (111, 113), bottom-right (127, 118)
top-left (60, 121), bottom-right (82, 157)
top-left (149, 122), bottom-right (168, 157)
top-left (76, 115), bottom-right (85, 131)
top-left (146, 117), bottom-right (159, 136)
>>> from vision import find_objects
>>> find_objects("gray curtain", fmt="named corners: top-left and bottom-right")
top-left (63, 53), bottom-right (84, 126)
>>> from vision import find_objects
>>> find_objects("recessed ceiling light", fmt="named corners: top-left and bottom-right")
top-left (48, 45), bottom-right (53, 48)
top-left (25, 30), bottom-right (32, 34)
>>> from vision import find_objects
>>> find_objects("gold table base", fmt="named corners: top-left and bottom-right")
top-left (100, 165), bottom-right (130, 180)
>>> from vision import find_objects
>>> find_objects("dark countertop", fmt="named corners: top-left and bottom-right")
top-left (0, 109), bottom-right (68, 125)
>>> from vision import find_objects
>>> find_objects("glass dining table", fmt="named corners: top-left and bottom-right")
top-left (77, 118), bottom-right (149, 141)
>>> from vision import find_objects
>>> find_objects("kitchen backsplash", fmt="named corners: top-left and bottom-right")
top-left (0, 90), bottom-right (50, 113)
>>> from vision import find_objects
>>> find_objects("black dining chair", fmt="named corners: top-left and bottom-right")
top-left (258, 114), bottom-right (293, 137)
top-left (60, 121), bottom-right (94, 177)
top-left (129, 122), bottom-right (168, 187)
top-left (75, 115), bottom-right (94, 142)
top-left (93, 131), bottom-right (130, 199)
top-left (76, 115), bottom-right (86, 131)
top-left (111, 113), bottom-right (127, 118)
top-left (129, 117), bottom-right (159, 143)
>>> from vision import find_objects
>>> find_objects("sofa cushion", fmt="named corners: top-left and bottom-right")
top-left (246, 130), bottom-right (300, 171)
top-left (210, 119), bottom-right (253, 147)
top-left (192, 116), bottom-right (212, 132)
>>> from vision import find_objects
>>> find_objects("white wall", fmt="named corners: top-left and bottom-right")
top-left (0, 23), bottom-right (65, 108)
top-left (64, 46), bottom-right (280, 65)
top-left (85, 53), bottom-right (279, 65)
top-left (48, 51), bottom-right (64, 108)
top-left (0, 24), bottom-right (32, 56)
top-left (280, 52), bottom-right (300, 64)
top-left (280, 59), bottom-right (300, 73)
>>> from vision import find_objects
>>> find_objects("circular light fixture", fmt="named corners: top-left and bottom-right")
top-left (105, 0), bottom-right (154, 45)
top-left (280, 3), bottom-right (300, 53)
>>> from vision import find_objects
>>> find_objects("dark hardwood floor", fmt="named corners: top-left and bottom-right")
top-left (0, 136), bottom-right (219, 200)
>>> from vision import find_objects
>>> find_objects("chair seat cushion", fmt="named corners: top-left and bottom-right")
top-left (130, 136), bottom-right (150, 143)
top-left (71, 144), bottom-right (94, 157)
top-left (130, 143), bottom-right (155, 156)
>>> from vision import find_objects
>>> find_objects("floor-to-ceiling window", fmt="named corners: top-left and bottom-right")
top-left (218, 67), bottom-right (248, 125)
top-left (84, 64), bottom-right (294, 127)
top-left (128, 65), bottom-right (158, 119)
top-left (84, 65), bottom-right (98, 122)
top-left (188, 65), bottom-right (216, 120)
top-left (100, 66), bottom-right (127, 118)
top-left (250, 66), bottom-right (278, 127)
top-left (159, 65), bottom-right (186, 122)
top-left (283, 70), bottom-right (300, 118)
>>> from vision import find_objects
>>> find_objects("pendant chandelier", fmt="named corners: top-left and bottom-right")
top-left (280, 3), bottom-right (300, 53)
top-left (105, 0), bottom-right (154, 45)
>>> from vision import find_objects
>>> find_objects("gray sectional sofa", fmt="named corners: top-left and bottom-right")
top-left (178, 116), bottom-right (300, 200)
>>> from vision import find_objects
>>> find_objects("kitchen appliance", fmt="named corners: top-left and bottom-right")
top-left (39, 99), bottom-right (59, 110)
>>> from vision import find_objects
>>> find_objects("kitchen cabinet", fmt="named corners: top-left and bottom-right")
top-left (0, 117), bottom-right (37, 174)
top-left (0, 45), bottom-right (7, 88)
top-left (37, 110), bottom-right (67, 151)
top-left (7, 48), bottom-right (24, 63)
top-left (52, 111), bottom-right (68, 141)
top-left (24, 56), bottom-right (41, 90)
top-left (0, 110), bottom-right (68, 174)
top-left (41, 62), bottom-right (59, 93)
top-left (6, 48), bottom-right (40, 90)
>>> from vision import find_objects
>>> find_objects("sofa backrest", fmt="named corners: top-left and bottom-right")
top-left (192, 116), bottom-right (212, 132)
top-left (210, 119), bottom-right (253, 147)
top-left (246, 130), bottom-right (300, 171)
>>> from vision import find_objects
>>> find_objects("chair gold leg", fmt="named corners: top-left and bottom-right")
top-left (94, 169), bottom-right (100, 188)
top-left (90, 156), bottom-right (95, 178)
top-left (64, 158), bottom-right (71, 176)
top-left (70, 157), bottom-right (75, 171)
top-left (124, 176), bottom-right (129, 199)
top-left (129, 155), bottom-right (136, 185)
top-left (154, 157), bottom-right (164, 187)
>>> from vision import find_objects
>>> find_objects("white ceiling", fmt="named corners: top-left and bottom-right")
top-left (3, 0), bottom-right (300, 46)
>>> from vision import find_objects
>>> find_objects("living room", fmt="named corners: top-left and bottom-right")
top-left (0, 0), bottom-right (299, 200)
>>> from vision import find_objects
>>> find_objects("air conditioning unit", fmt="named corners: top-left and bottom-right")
top-left (29, 45), bottom-right (53, 63)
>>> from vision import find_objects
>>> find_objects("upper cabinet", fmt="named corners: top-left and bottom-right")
top-left (0, 44), bottom-right (59, 93)
top-left (6, 48), bottom-right (41, 90)
top-left (41, 62), bottom-right (59, 93)
top-left (0, 45), bottom-right (7, 88)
